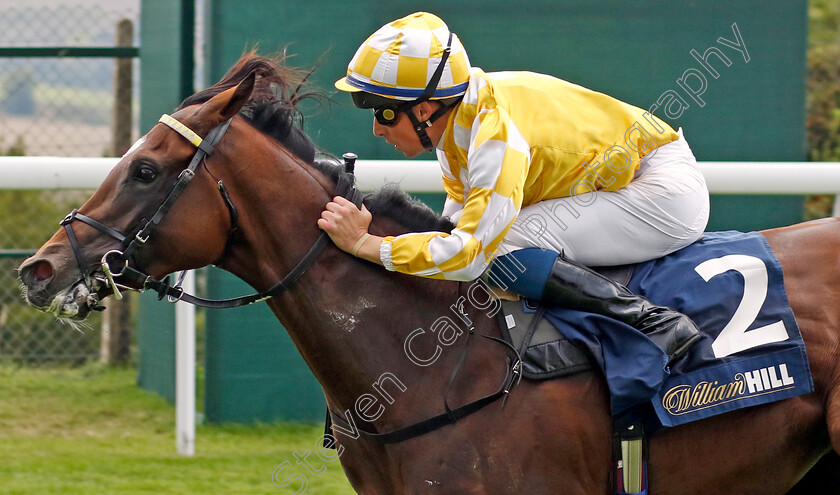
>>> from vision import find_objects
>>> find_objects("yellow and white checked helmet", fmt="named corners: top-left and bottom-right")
top-left (334, 12), bottom-right (471, 101)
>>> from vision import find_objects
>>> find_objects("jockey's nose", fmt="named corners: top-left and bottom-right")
top-left (373, 118), bottom-right (386, 137)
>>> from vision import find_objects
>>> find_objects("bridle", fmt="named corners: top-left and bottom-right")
top-left (59, 113), bottom-right (362, 310)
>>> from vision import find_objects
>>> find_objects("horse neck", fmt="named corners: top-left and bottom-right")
top-left (265, 228), bottom-right (467, 414)
top-left (215, 138), bottom-right (469, 415)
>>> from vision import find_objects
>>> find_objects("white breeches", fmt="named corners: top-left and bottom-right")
top-left (499, 129), bottom-right (710, 266)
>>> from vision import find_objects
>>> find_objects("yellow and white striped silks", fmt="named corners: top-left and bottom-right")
top-left (381, 68), bottom-right (680, 281)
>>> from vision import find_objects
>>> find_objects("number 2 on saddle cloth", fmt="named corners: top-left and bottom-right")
top-left (488, 231), bottom-right (813, 428)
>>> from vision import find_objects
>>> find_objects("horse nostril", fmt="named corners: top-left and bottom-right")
top-left (23, 260), bottom-right (55, 284)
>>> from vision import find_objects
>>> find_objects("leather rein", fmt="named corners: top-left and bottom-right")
top-left (60, 114), bottom-right (363, 310)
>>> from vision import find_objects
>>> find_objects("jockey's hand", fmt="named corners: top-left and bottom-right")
top-left (318, 197), bottom-right (382, 264)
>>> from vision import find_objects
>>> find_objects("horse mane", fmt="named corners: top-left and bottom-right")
top-left (180, 51), bottom-right (452, 234)
top-left (177, 50), bottom-right (322, 163)
top-left (312, 158), bottom-right (455, 234)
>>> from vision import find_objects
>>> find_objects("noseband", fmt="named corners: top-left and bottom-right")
top-left (60, 114), bottom-right (362, 309)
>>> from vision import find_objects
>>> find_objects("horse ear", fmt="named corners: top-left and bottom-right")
top-left (195, 70), bottom-right (256, 127)
top-left (218, 70), bottom-right (256, 120)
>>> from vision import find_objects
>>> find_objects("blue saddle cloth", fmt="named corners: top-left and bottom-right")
top-left (541, 231), bottom-right (813, 427)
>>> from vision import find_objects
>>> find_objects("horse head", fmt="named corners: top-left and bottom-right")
top-left (18, 71), bottom-right (258, 320)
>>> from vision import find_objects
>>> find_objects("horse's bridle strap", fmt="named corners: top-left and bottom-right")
top-left (61, 112), bottom-right (364, 310)
top-left (59, 115), bottom-right (231, 298)
top-left (159, 114), bottom-right (204, 149)
top-left (115, 233), bottom-right (334, 308)
top-left (127, 168), bottom-right (363, 308)
top-left (62, 209), bottom-right (127, 243)
top-left (123, 116), bottom-right (233, 259)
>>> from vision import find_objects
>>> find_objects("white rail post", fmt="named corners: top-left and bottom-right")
top-left (175, 270), bottom-right (196, 456)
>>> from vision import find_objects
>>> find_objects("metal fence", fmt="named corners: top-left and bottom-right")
top-left (0, 1), bottom-right (140, 157)
top-left (0, 0), bottom-right (140, 363)
top-left (0, 190), bottom-right (103, 363)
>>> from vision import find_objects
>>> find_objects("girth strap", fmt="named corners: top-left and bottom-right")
top-left (329, 385), bottom-right (509, 444)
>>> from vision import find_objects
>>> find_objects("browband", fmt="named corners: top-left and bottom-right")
top-left (159, 114), bottom-right (203, 147)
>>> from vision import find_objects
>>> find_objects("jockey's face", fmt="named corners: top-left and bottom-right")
top-left (372, 101), bottom-right (447, 158)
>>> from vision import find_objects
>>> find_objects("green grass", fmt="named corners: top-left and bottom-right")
top-left (0, 364), bottom-right (356, 494)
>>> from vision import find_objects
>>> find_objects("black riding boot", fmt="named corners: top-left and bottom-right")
top-left (542, 256), bottom-right (700, 363)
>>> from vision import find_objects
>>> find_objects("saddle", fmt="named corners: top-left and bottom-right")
top-left (498, 299), bottom-right (592, 378)
top-left (495, 264), bottom-right (633, 380)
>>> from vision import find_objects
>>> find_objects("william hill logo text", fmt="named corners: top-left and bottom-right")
top-left (662, 364), bottom-right (796, 416)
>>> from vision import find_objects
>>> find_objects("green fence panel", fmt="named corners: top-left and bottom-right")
top-left (135, 292), bottom-right (176, 402)
top-left (204, 269), bottom-right (326, 423)
top-left (708, 196), bottom-right (806, 232)
top-left (139, 0), bottom-right (194, 133)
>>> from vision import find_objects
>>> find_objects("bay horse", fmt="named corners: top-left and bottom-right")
top-left (17, 54), bottom-right (840, 494)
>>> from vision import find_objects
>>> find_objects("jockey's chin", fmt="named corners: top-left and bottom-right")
top-left (391, 140), bottom-right (426, 159)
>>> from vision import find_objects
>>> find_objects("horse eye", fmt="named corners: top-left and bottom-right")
top-left (134, 164), bottom-right (157, 182)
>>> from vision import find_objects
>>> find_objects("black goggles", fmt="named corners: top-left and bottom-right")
top-left (372, 105), bottom-right (404, 127)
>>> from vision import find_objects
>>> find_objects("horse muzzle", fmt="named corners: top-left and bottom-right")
top-left (19, 253), bottom-right (111, 320)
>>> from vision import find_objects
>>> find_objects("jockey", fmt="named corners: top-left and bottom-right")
top-left (321, 11), bottom-right (710, 360)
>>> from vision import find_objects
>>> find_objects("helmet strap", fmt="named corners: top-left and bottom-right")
top-left (404, 107), bottom-right (434, 150)
top-left (404, 102), bottom-right (453, 151)
top-left (404, 32), bottom-right (455, 151)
